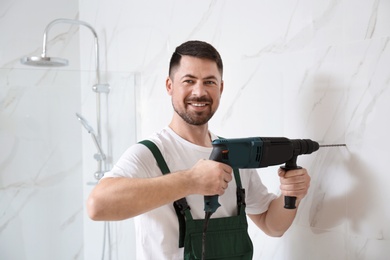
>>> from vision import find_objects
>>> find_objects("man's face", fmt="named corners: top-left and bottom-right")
top-left (166, 55), bottom-right (224, 126)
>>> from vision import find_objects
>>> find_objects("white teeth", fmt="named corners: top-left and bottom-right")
top-left (192, 103), bottom-right (206, 107)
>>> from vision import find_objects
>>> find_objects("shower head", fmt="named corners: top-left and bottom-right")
top-left (76, 113), bottom-right (106, 161)
top-left (20, 56), bottom-right (69, 67)
top-left (76, 113), bottom-right (95, 134)
top-left (20, 18), bottom-right (104, 86)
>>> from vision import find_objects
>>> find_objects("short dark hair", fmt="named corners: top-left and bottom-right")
top-left (169, 40), bottom-right (223, 78)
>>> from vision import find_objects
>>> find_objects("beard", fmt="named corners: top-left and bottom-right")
top-left (172, 97), bottom-right (215, 126)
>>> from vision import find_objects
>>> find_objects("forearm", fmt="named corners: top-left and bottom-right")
top-left (254, 167), bottom-right (310, 236)
top-left (87, 159), bottom-right (232, 221)
top-left (249, 195), bottom-right (300, 237)
top-left (265, 195), bottom-right (300, 235)
top-left (87, 171), bottom-right (194, 221)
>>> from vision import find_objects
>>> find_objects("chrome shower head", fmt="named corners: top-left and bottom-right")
top-left (75, 113), bottom-right (106, 161)
top-left (75, 113), bottom-right (95, 134)
top-left (20, 18), bottom-right (104, 86)
top-left (20, 56), bottom-right (68, 67)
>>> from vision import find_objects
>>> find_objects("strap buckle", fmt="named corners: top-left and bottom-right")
top-left (237, 188), bottom-right (246, 207)
top-left (175, 198), bottom-right (191, 214)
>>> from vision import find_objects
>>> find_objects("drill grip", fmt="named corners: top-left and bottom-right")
top-left (280, 156), bottom-right (300, 209)
top-left (204, 144), bottom-right (228, 213)
top-left (204, 195), bottom-right (220, 213)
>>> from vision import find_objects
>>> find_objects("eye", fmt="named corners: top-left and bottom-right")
top-left (204, 80), bottom-right (217, 85)
top-left (183, 79), bottom-right (194, 85)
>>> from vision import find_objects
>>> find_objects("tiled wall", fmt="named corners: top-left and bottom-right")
top-left (1, 0), bottom-right (389, 259)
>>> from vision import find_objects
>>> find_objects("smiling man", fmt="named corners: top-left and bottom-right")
top-left (168, 54), bottom-right (222, 126)
top-left (87, 40), bottom-right (311, 260)
top-left (167, 53), bottom-right (223, 145)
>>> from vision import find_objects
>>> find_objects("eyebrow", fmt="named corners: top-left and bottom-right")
top-left (181, 74), bottom-right (219, 81)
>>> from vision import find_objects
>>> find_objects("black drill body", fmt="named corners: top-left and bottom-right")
top-left (204, 137), bottom-right (320, 213)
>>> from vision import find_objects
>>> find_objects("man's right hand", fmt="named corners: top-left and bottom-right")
top-left (188, 159), bottom-right (233, 196)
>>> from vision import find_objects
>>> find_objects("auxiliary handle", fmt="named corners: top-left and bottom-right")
top-left (280, 155), bottom-right (300, 209)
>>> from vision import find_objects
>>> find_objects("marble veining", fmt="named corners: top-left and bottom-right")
top-left (1, 0), bottom-right (390, 259)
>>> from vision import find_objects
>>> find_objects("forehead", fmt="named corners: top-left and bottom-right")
top-left (173, 55), bottom-right (221, 79)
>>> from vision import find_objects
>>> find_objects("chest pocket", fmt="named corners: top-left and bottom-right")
top-left (139, 140), bottom-right (253, 260)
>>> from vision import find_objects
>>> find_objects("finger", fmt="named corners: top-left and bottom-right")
top-left (223, 173), bottom-right (233, 183)
top-left (282, 190), bottom-right (307, 198)
top-left (282, 188), bottom-right (309, 198)
top-left (280, 178), bottom-right (310, 196)
top-left (279, 174), bottom-right (307, 185)
top-left (221, 181), bottom-right (229, 192)
top-left (278, 168), bottom-right (286, 177)
top-left (218, 186), bottom-right (227, 195)
top-left (280, 182), bottom-right (309, 191)
top-left (280, 185), bottom-right (309, 198)
top-left (281, 168), bottom-right (308, 178)
top-left (221, 163), bottom-right (233, 173)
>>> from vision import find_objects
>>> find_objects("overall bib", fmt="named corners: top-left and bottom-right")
top-left (140, 140), bottom-right (254, 260)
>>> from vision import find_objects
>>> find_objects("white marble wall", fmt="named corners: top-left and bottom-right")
top-left (1, 0), bottom-right (390, 259)
top-left (1, 1), bottom-right (83, 259)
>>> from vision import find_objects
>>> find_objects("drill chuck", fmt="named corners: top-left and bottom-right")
top-left (291, 139), bottom-right (320, 155)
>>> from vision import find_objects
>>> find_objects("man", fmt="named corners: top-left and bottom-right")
top-left (87, 40), bottom-right (311, 259)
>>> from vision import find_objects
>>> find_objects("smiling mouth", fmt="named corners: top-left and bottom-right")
top-left (186, 97), bottom-right (212, 108)
top-left (187, 102), bottom-right (211, 110)
top-left (190, 103), bottom-right (207, 107)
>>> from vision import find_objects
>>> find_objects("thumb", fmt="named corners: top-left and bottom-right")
top-left (278, 167), bottom-right (286, 177)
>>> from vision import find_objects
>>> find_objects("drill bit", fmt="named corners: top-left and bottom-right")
top-left (319, 144), bottom-right (346, 147)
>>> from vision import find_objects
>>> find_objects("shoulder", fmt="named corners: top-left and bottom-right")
top-left (138, 127), bottom-right (178, 155)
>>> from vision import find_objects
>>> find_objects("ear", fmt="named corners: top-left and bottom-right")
top-left (220, 80), bottom-right (224, 95)
top-left (166, 77), bottom-right (173, 96)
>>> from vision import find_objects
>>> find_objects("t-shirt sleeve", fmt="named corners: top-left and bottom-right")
top-left (241, 169), bottom-right (278, 215)
top-left (102, 143), bottom-right (162, 179)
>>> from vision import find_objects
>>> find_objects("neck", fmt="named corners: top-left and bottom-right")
top-left (169, 120), bottom-right (212, 147)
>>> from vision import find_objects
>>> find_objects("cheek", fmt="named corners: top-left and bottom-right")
top-left (212, 91), bottom-right (221, 106)
top-left (171, 92), bottom-right (183, 107)
top-left (172, 88), bottom-right (189, 100)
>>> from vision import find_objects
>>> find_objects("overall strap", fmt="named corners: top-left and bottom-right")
top-left (139, 140), bottom-right (170, 174)
top-left (233, 168), bottom-right (246, 213)
top-left (233, 169), bottom-right (242, 188)
top-left (139, 140), bottom-right (189, 247)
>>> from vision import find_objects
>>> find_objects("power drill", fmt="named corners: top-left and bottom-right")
top-left (204, 137), bottom-right (344, 213)
top-left (201, 137), bottom-right (345, 260)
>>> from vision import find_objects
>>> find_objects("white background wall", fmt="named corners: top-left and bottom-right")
top-left (1, 0), bottom-right (390, 259)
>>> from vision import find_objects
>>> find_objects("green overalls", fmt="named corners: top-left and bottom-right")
top-left (140, 140), bottom-right (254, 260)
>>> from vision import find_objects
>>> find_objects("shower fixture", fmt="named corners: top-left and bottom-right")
top-left (21, 18), bottom-right (110, 180)
top-left (21, 56), bottom-right (68, 67)
top-left (20, 18), bottom-right (110, 93)
top-left (76, 113), bottom-right (107, 180)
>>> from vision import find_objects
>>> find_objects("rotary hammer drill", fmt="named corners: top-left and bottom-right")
top-left (204, 137), bottom-right (344, 213)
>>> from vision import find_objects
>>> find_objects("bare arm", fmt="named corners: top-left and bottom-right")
top-left (248, 167), bottom-right (310, 236)
top-left (87, 159), bottom-right (233, 221)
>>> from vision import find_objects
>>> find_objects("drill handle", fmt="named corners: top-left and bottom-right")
top-left (204, 195), bottom-right (220, 213)
top-left (280, 156), bottom-right (301, 209)
top-left (204, 144), bottom-right (228, 213)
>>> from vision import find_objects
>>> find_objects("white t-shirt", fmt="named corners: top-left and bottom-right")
top-left (103, 126), bottom-right (277, 260)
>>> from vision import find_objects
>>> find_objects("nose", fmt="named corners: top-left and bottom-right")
top-left (191, 82), bottom-right (207, 96)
